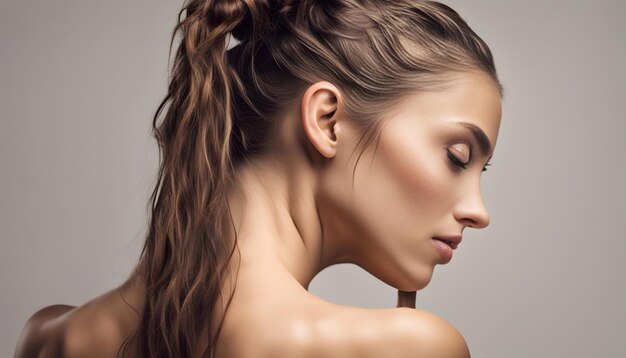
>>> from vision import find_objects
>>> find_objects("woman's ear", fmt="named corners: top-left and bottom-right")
top-left (300, 81), bottom-right (342, 158)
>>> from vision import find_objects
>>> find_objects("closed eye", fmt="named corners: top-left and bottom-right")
top-left (447, 150), bottom-right (492, 172)
top-left (447, 150), bottom-right (468, 170)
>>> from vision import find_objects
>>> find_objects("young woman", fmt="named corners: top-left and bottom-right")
top-left (15, 0), bottom-right (503, 357)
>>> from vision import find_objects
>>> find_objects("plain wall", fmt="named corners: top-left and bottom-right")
top-left (1, 1), bottom-right (624, 357)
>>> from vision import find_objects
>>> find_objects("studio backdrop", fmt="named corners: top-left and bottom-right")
top-left (1, 1), bottom-right (624, 357)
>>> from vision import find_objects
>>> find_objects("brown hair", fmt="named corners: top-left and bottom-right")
top-left (119, 0), bottom-right (503, 356)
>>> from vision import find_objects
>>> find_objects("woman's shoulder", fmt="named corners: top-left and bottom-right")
top-left (305, 305), bottom-right (471, 358)
top-left (223, 292), bottom-right (470, 358)
top-left (13, 304), bottom-right (75, 357)
top-left (348, 306), bottom-right (471, 358)
top-left (14, 291), bottom-right (139, 358)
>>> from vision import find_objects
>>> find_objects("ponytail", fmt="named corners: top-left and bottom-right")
top-left (120, 1), bottom-right (273, 356)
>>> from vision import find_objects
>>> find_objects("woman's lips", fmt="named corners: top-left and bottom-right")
top-left (432, 235), bottom-right (462, 249)
top-left (431, 238), bottom-right (454, 263)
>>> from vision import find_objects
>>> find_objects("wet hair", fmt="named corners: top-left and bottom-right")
top-left (118, 0), bottom-right (503, 356)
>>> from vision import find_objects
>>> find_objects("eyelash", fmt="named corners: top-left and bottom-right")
top-left (447, 150), bottom-right (492, 172)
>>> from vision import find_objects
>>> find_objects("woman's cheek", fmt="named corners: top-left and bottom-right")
top-left (379, 137), bottom-right (449, 220)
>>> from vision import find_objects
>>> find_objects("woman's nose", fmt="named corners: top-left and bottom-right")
top-left (453, 185), bottom-right (491, 229)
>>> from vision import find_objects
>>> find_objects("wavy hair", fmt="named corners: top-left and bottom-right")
top-left (118, 0), bottom-right (503, 356)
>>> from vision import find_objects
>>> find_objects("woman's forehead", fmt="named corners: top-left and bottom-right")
top-left (384, 72), bottom-right (502, 149)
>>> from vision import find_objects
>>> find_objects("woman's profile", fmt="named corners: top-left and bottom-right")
top-left (14, 0), bottom-right (503, 357)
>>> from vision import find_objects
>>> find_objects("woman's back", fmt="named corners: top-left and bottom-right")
top-left (15, 268), bottom-right (470, 358)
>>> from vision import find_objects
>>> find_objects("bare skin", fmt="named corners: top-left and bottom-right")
top-left (15, 71), bottom-right (501, 357)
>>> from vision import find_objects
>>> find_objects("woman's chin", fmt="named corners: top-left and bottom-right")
top-left (394, 267), bottom-right (434, 292)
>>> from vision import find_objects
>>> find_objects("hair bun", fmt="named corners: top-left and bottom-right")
top-left (214, 0), bottom-right (288, 43)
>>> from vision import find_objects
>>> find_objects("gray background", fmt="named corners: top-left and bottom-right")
top-left (1, 0), bottom-right (624, 357)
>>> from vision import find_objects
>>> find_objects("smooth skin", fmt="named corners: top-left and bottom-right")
top-left (15, 70), bottom-right (501, 357)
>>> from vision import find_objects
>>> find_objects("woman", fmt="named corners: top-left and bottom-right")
top-left (14, 0), bottom-right (503, 357)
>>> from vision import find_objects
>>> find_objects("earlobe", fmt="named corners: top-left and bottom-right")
top-left (300, 81), bottom-right (342, 158)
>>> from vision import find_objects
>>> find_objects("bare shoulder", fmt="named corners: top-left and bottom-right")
top-left (247, 301), bottom-right (470, 358)
top-left (292, 305), bottom-right (471, 358)
top-left (14, 304), bottom-right (76, 358)
top-left (14, 293), bottom-right (140, 358)
top-left (372, 307), bottom-right (471, 358)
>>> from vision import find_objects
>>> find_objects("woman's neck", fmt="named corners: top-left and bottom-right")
top-left (224, 156), bottom-right (329, 289)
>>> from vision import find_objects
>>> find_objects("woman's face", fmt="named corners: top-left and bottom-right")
top-left (318, 71), bottom-right (502, 291)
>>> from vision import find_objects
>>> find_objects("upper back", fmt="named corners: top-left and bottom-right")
top-left (215, 289), bottom-right (470, 358)
top-left (15, 285), bottom-right (469, 358)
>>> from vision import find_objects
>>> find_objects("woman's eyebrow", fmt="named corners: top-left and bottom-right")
top-left (454, 121), bottom-right (493, 158)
